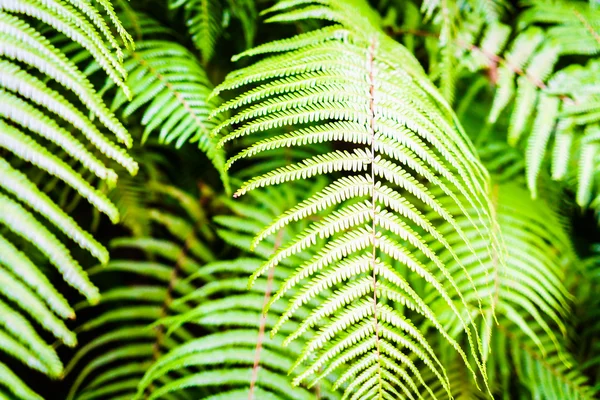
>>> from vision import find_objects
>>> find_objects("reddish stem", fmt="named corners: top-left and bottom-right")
top-left (248, 229), bottom-right (285, 400)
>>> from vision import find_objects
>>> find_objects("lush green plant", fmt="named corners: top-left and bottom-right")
top-left (0, 0), bottom-right (599, 399)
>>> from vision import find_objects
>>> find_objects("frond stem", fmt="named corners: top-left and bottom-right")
top-left (249, 228), bottom-right (285, 400)
top-left (146, 215), bottom-right (199, 398)
top-left (491, 184), bottom-right (500, 317)
top-left (366, 35), bottom-right (383, 399)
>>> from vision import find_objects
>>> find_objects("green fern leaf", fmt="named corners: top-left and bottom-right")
top-left (519, 0), bottom-right (600, 56)
top-left (136, 182), bottom-right (347, 399)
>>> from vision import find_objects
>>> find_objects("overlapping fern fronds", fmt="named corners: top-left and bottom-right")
top-left (100, 149), bottom-right (170, 238)
top-left (168, 0), bottom-right (222, 63)
top-left (455, 0), bottom-right (600, 206)
top-left (70, 181), bottom-right (341, 400)
top-left (421, 180), bottom-right (595, 399)
top-left (135, 189), bottom-right (343, 400)
top-left (135, 258), bottom-right (340, 400)
top-left (0, 2), bottom-right (136, 398)
top-left (423, 324), bottom-right (595, 400)
top-left (138, 181), bottom-right (339, 399)
top-left (519, 0), bottom-right (600, 56)
top-left (66, 183), bottom-right (215, 400)
top-left (211, 0), bottom-right (502, 397)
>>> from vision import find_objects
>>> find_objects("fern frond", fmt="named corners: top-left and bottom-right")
top-left (105, 173), bottom-right (155, 237)
top-left (212, 0), bottom-right (502, 397)
top-left (99, 12), bottom-right (229, 190)
top-left (141, 181), bottom-right (348, 399)
top-left (420, 0), bottom-right (508, 103)
top-left (497, 323), bottom-right (593, 400)
top-left (0, 158), bottom-right (106, 261)
top-left (0, 121), bottom-right (119, 222)
top-left (0, 362), bottom-right (43, 400)
top-left (1, 0), bottom-right (131, 95)
top-left (0, 59), bottom-right (137, 172)
top-left (422, 0), bottom-right (507, 24)
top-left (0, 2), bottom-right (135, 397)
top-left (526, 94), bottom-right (560, 198)
top-left (420, 0), bottom-right (461, 102)
top-left (577, 250), bottom-right (600, 395)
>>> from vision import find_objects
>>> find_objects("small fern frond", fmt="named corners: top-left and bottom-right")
top-left (212, 0), bottom-right (502, 397)
top-left (168, 0), bottom-right (222, 63)
top-left (101, 152), bottom-right (176, 238)
top-left (495, 323), bottom-right (594, 400)
top-left (168, 0), bottom-right (257, 63)
top-left (422, 0), bottom-right (507, 24)
top-left (420, 0), bottom-right (461, 102)
top-left (420, 0), bottom-right (508, 103)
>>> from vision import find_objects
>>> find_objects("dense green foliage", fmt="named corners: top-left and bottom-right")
top-left (0, 0), bottom-right (599, 399)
